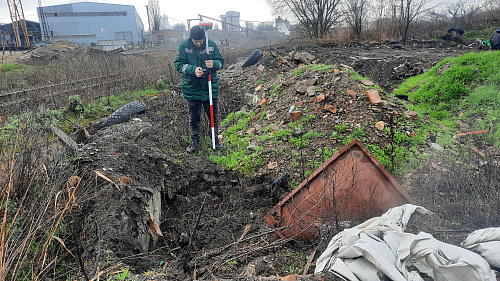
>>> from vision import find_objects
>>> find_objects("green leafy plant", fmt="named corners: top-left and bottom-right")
top-left (287, 121), bottom-right (303, 130)
top-left (322, 147), bottom-right (334, 160)
top-left (301, 114), bottom-right (316, 123)
top-left (270, 83), bottom-right (282, 97)
top-left (116, 268), bottom-right (130, 280)
top-left (275, 129), bottom-right (292, 139)
top-left (228, 260), bottom-right (238, 270)
top-left (155, 76), bottom-right (169, 91)
top-left (350, 127), bottom-right (365, 141)
top-left (334, 123), bottom-right (347, 132)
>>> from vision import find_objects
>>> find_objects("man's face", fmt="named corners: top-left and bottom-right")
top-left (192, 39), bottom-right (204, 48)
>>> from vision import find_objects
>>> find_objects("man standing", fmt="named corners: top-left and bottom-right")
top-left (490, 28), bottom-right (500, 51)
top-left (174, 25), bottom-right (225, 153)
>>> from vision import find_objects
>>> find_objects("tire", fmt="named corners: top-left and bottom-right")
top-left (242, 49), bottom-right (263, 68)
top-left (100, 101), bottom-right (147, 129)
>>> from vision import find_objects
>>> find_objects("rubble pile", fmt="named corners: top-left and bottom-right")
top-left (219, 48), bottom-right (421, 179)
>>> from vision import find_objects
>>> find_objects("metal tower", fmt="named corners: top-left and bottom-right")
top-left (38, 0), bottom-right (51, 42)
top-left (6, 0), bottom-right (30, 47)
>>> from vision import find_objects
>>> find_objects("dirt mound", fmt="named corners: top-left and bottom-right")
top-left (69, 45), bottom-right (419, 280)
top-left (19, 39), bottom-right (102, 65)
top-left (60, 39), bottom-right (493, 280)
top-left (240, 30), bottom-right (288, 49)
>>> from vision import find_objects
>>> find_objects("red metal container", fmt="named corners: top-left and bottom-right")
top-left (264, 139), bottom-right (413, 240)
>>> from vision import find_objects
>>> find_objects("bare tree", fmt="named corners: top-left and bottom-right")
top-left (478, 0), bottom-right (500, 22)
top-left (396, 0), bottom-right (433, 41)
top-left (446, 0), bottom-right (481, 27)
top-left (344, 0), bottom-right (369, 38)
top-left (148, 0), bottom-right (161, 31)
top-left (371, 0), bottom-right (388, 30)
top-left (267, 0), bottom-right (344, 38)
top-left (446, 0), bottom-right (467, 20)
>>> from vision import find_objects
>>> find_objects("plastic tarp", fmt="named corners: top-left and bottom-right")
top-left (462, 227), bottom-right (500, 269)
top-left (315, 204), bottom-right (497, 281)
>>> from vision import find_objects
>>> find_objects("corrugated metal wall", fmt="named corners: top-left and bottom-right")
top-left (37, 2), bottom-right (145, 46)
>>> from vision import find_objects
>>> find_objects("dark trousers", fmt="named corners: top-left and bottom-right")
top-left (186, 98), bottom-right (220, 144)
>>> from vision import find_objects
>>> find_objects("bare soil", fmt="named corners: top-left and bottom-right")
top-left (56, 40), bottom-right (496, 280)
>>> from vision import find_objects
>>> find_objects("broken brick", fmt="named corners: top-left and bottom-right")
top-left (324, 104), bottom-right (337, 114)
top-left (290, 111), bottom-right (303, 121)
top-left (255, 84), bottom-right (263, 92)
top-left (294, 101), bottom-right (304, 106)
top-left (334, 69), bottom-right (341, 74)
top-left (405, 111), bottom-right (418, 119)
top-left (366, 89), bottom-right (383, 105)
top-left (347, 90), bottom-right (358, 98)
top-left (258, 98), bottom-right (268, 107)
top-left (315, 94), bottom-right (325, 103)
top-left (267, 162), bottom-right (278, 169)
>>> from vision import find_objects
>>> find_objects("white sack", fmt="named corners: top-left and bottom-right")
top-left (315, 204), bottom-right (497, 281)
top-left (315, 204), bottom-right (431, 274)
top-left (462, 227), bottom-right (500, 268)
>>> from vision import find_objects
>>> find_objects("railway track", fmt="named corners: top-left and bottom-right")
top-left (0, 71), bottom-right (153, 115)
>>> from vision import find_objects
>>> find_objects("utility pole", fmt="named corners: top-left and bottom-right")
top-left (146, 5), bottom-right (152, 45)
top-left (7, 0), bottom-right (30, 47)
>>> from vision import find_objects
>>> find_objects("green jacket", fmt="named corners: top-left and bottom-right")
top-left (174, 38), bottom-right (224, 100)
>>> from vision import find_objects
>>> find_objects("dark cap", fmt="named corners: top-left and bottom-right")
top-left (190, 25), bottom-right (205, 40)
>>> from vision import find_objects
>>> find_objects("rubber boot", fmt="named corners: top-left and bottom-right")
top-left (212, 137), bottom-right (225, 150)
top-left (186, 141), bottom-right (200, 153)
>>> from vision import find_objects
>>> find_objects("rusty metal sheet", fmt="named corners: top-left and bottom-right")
top-left (264, 139), bottom-right (413, 240)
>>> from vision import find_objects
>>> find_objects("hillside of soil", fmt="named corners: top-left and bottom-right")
top-left (60, 39), bottom-right (499, 280)
top-left (2, 37), bottom-right (498, 281)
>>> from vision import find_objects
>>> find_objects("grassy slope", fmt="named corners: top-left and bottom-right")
top-left (393, 51), bottom-right (500, 147)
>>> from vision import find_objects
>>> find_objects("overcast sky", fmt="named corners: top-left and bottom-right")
top-left (0, 0), bottom-right (276, 28)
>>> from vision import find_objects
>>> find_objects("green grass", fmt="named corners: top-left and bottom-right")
top-left (270, 83), bottom-right (283, 97)
top-left (290, 131), bottom-right (322, 148)
top-left (301, 114), bottom-right (316, 123)
top-left (464, 23), bottom-right (498, 42)
top-left (210, 112), bottom-right (263, 175)
top-left (334, 123), bottom-right (347, 133)
top-left (0, 87), bottom-right (161, 154)
top-left (0, 63), bottom-right (38, 76)
top-left (393, 51), bottom-right (500, 147)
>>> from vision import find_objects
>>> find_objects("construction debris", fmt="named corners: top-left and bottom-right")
top-left (264, 139), bottom-right (413, 240)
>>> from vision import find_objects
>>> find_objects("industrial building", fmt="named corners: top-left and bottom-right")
top-left (220, 11), bottom-right (241, 32)
top-left (276, 17), bottom-right (290, 36)
top-left (37, 2), bottom-right (145, 47)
